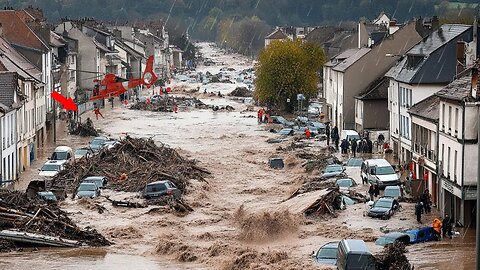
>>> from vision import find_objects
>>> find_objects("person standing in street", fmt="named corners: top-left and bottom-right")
top-left (325, 124), bottom-right (330, 146)
top-left (368, 184), bottom-right (375, 201)
top-left (432, 217), bottom-right (442, 239)
top-left (93, 104), bottom-right (104, 120)
top-left (340, 139), bottom-right (349, 154)
top-left (305, 127), bottom-right (311, 139)
top-left (442, 214), bottom-right (453, 239)
top-left (351, 139), bottom-right (357, 157)
top-left (415, 201), bottom-right (423, 224)
top-left (374, 183), bottom-right (380, 198)
top-left (257, 108), bottom-right (264, 123)
top-left (421, 189), bottom-right (432, 214)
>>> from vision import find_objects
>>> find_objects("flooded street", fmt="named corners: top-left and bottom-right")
top-left (4, 42), bottom-right (476, 269)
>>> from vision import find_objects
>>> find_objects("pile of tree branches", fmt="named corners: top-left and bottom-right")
top-left (0, 190), bottom-right (110, 249)
top-left (69, 118), bottom-right (99, 137)
top-left (375, 242), bottom-right (413, 270)
top-left (51, 136), bottom-right (210, 193)
top-left (130, 97), bottom-right (208, 112)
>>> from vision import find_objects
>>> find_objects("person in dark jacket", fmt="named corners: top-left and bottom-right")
top-left (421, 189), bottom-right (432, 214)
top-left (340, 139), bottom-right (349, 154)
top-left (366, 138), bottom-right (373, 153)
top-left (368, 184), bottom-right (375, 201)
top-left (374, 184), bottom-right (380, 198)
top-left (351, 139), bottom-right (358, 157)
top-left (442, 214), bottom-right (453, 239)
top-left (325, 124), bottom-right (330, 146)
top-left (415, 201), bottom-right (423, 224)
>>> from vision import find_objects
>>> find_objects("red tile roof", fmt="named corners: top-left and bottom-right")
top-left (0, 10), bottom-right (49, 52)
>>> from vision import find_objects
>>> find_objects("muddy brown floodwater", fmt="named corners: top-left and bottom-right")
top-left (4, 43), bottom-right (476, 270)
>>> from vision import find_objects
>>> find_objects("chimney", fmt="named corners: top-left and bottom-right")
top-left (456, 41), bottom-right (466, 75)
top-left (472, 67), bottom-right (478, 98)
top-left (432, 16), bottom-right (439, 31)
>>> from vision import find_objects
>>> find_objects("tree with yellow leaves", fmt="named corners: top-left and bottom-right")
top-left (255, 39), bottom-right (325, 112)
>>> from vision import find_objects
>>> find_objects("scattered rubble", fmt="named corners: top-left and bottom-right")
top-left (51, 136), bottom-right (210, 195)
top-left (0, 190), bottom-right (110, 250)
top-left (130, 97), bottom-right (208, 112)
top-left (68, 118), bottom-right (99, 137)
top-left (375, 242), bottom-right (413, 270)
top-left (229, 87), bottom-right (253, 97)
top-left (302, 188), bottom-right (343, 217)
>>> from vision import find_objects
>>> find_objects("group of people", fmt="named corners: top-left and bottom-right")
top-left (414, 189), bottom-right (433, 223)
top-left (339, 137), bottom-right (373, 156)
top-left (257, 108), bottom-right (272, 123)
top-left (432, 214), bottom-right (454, 239)
top-left (325, 124), bottom-right (339, 148)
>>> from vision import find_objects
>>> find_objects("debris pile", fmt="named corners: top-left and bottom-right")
top-left (375, 242), bottom-right (413, 270)
top-left (130, 97), bottom-right (208, 112)
top-left (51, 136), bottom-right (210, 194)
top-left (69, 118), bottom-right (99, 137)
top-left (297, 152), bottom-right (339, 173)
top-left (229, 87), bottom-right (253, 97)
top-left (0, 190), bottom-right (110, 250)
top-left (303, 188), bottom-right (343, 216)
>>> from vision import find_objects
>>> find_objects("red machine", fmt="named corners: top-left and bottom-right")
top-left (90, 56), bottom-right (158, 101)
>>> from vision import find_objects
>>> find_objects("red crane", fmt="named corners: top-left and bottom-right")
top-left (90, 56), bottom-right (158, 101)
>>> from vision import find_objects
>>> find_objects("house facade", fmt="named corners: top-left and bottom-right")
top-left (386, 24), bottom-right (479, 166)
top-left (264, 28), bottom-right (290, 48)
top-left (354, 77), bottom-right (389, 133)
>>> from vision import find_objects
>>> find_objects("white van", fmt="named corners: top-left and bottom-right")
top-left (341, 130), bottom-right (361, 142)
top-left (360, 158), bottom-right (400, 189)
top-left (50, 146), bottom-right (75, 164)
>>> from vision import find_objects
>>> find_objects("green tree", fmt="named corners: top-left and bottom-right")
top-left (255, 40), bottom-right (325, 112)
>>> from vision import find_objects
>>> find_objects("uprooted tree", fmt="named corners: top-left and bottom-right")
top-left (254, 40), bottom-right (325, 112)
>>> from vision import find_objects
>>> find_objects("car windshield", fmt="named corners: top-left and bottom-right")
top-left (346, 158), bottom-right (363, 167)
top-left (336, 179), bottom-right (352, 187)
top-left (375, 236), bottom-right (395, 246)
top-left (384, 188), bottom-right (400, 197)
top-left (91, 139), bottom-right (105, 145)
top-left (325, 165), bottom-right (342, 173)
top-left (374, 200), bottom-right (392, 208)
top-left (317, 247), bottom-right (337, 259)
top-left (79, 184), bottom-right (96, 192)
top-left (347, 135), bottom-right (360, 141)
top-left (75, 149), bottom-right (88, 155)
top-left (51, 152), bottom-right (68, 160)
top-left (146, 183), bottom-right (167, 193)
top-left (375, 166), bottom-right (395, 175)
top-left (41, 164), bottom-right (60, 171)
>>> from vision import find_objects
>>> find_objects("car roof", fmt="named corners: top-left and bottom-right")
top-left (384, 186), bottom-right (400, 190)
top-left (405, 227), bottom-right (433, 233)
top-left (80, 182), bottom-right (97, 186)
top-left (342, 130), bottom-right (359, 135)
top-left (92, 136), bottom-right (108, 140)
top-left (147, 180), bottom-right (172, 185)
top-left (54, 146), bottom-right (72, 152)
top-left (384, 232), bottom-right (408, 238)
top-left (84, 176), bottom-right (106, 180)
top-left (327, 164), bottom-right (342, 168)
top-left (378, 197), bottom-right (394, 202)
top-left (364, 158), bottom-right (391, 166)
top-left (44, 160), bottom-right (68, 165)
top-left (341, 239), bottom-right (371, 253)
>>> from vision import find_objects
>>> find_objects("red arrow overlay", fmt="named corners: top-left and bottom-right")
top-left (51, 91), bottom-right (78, 111)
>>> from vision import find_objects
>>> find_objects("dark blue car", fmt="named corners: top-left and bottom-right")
top-left (405, 227), bottom-right (439, 244)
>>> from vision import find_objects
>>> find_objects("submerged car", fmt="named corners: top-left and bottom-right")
top-left (321, 164), bottom-right (345, 178)
top-left (314, 241), bottom-right (339, 265)
top-left (89, 136), bottom-right (109, 152)
top-left (367, 197), bottom-right (399, 219)
top-left (335, 178), bottom-right (357, 191)
top-left (82, 176), bottom-right (108, 189)
top-left (278, 128), bottom-right (294, 136)
top-left (405, 227), bottom-right (439, 243)
top-left (74, 147), bottom-right (94, 159)
top-left (143, 180), bottom-right (181, 200)
top-left (76, 182), bottom-right (101, 199)
top-left (375, 232), bottom-right (411, 247)
top-left (383, 186), bottom-right (404, 200)
top-left (270, 116), bottom-right (294, 127)
top-left (36, 191), bottom-right (57, 202)
top-left (38, 160), bottom-right (67, 177)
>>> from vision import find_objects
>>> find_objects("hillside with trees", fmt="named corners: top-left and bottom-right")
top-left (2, 0), bottom-right (478, 55)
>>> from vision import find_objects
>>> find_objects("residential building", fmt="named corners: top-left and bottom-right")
top-left (408, 95), bottom-right (440, 206)
top-left (386, 24), bottom-right (479, 165)
top-left (323, 21), bottom-right (422, 131)
top-left (0, 37), bottom-right (46, 175)
top-left (264, 28), bottom-right (290, 48)
top-left (304, 24), bottom-right (357, 59)
top-left (434, 67), bottom-right (479, 226)
top-left (169, 45), bottom-right (183, 70)
top-left (354, 77), bottom-right (389, 133)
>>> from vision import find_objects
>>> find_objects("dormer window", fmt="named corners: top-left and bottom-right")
top-left (406, 54), bottom-right (424, 69)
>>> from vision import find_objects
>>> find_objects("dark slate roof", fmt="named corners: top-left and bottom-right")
top-left (265, 29), bottom-right (288, 39)
top-left (0, 72), bottom-right (17, 107)
top-left (355, 77), bottom-right (389, 100)
top-left (0, 37), bottom-right (42, 81)
top-left (435, 72), bottom-right (479, 102)
top-left (408, 95), bottom-right (440, 122)
top-left (386, 24), bottom-right (472, 84)
top-left (304, 26), bottom-right (337, 45)
top-left (331, 47), bottom-right (370, 72)
top-left (0, 10), bottom-right (49, 52)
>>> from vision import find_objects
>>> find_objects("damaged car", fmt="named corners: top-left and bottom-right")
top-left (366, 197), bottom-right (399, 219)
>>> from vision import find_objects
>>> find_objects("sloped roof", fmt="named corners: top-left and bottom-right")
top-left (304, 26), bottom-right (337, 44)
top-left (50, 31), bottom-right (66, 47)
top-left (265, 29), bottom-right (288, 39)
top-left (0, 37), bottom-right (42, 81)
top-left (355, 77), bottom-right (389, 100)
top-left (0, 10), bottom-right (49, 52)
top-left (331, 47), bottom-right (371, 72)
top-left (435, 72), bottom-right (479, 102)
top-left (408, 95), bottom-right (440, 122)
top-left (386, 24), bottom-right (472, 84)
top-left (0, 72), bottom-right (17, 107)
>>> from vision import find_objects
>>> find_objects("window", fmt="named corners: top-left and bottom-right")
top-left (454, 150), bottom-right (457, 181)
top-left (448, 106), bottom-right (452, 132)
top-left (455, 108), bottom-right (459, 135)
top-left (442, 104), bottom-right (445, 131)
top-left (441, 144), bottom-right (445, 175)
top-left (447, 147), bottom-right (451, 178)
